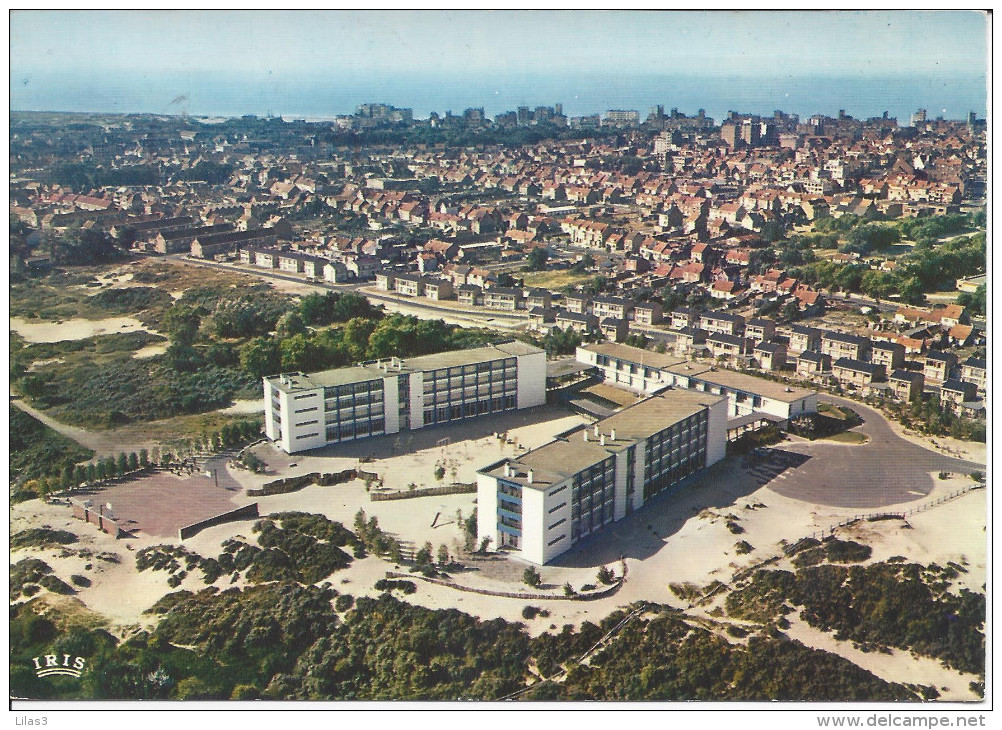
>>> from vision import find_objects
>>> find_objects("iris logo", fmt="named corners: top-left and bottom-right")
top-left (31, 654), bottom-right (86, 679)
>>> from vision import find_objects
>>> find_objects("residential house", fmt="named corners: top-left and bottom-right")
top-left (698, 311), bottom-right (745, 336)
top-left (888, 370), bottom-right (925, 402)
top-left (788, 325), bottom-right (822, 355)
top-left (633, 301), bottom-right (664, 325)
top-left (754, 342), bottom-right (787, 371)
top-left (591, 295), bottom-right (633, 321)
top-left (483, 286), bottom-right (524, 311)
top-left (556, 310), bottom-right (599, 333)
top-left (600, 318), bottom-right (630, 342)
top-left (870, 341), bottom-right (906, 370)
top-left (923, 350), bottom-right (957, 384)
top-left (821, 331), bottom-right (871, 361)
top-left (796, 351), bottom-right (831, 379)
top-left (961, 357), bottom-right (986, 392)
top-left (745, 318), bottom-right (776, 343)
top-left (833, 358), bottom-right (886, 391)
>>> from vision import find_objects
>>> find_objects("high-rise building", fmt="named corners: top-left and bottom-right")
top-left (477, 389), bottom-right (728, 564)
top-left (264, 342), bottom-right (546, 454)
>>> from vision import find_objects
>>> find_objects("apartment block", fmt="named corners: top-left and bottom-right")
top-left (477, 389), bottom-right (727, 564)
top-left (264, 342), bottom-right (546, 454)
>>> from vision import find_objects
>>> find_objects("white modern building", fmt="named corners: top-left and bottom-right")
top-left (576, 342), bottom-right (817, 423)
top-left (477, 389), bottom-right (727, 565)
top-left (264, 342), bottom-right (546, 453)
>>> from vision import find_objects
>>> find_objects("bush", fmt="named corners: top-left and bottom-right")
top-left (334, 594), bottom-right (354, 612)
top-left (596, 566), bottom-right (615, 585)
top-left (70, 574), bottom-right (91, 588)
top-left (735, 541), bottom-right (754, 555)
top-left (523, 567), bottom-right (542, 588)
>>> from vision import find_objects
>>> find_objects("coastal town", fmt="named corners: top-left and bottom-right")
top-left (10, 98), bottom-right (987, 702)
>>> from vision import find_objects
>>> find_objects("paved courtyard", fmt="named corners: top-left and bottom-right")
top-left (85, 454), bottom-right (241, 538)
top-left (764, 396), bottom-right (984, 509)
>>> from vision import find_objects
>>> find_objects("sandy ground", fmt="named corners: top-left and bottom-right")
top-left (10, 401), bottom-right (987, 694)
top-left (218, 399), bottom-right (265, 415)
top-left (10, 316), bottom-right (154, 343)
top-left (11, 399), bottom-right (157, 457)
top-left (132, 343), bottom-right (169, 359)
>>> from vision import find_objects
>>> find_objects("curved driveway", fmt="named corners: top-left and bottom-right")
top-left (764, 396), bottom-right (985, 509)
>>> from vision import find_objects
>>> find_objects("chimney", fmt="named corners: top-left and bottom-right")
top-left (594, 424), bottom-right (600, 437)
top-left (600, 434), bottom-right (606, 446)
top-left (610, 428), bottom-right (617, 441)
top-left (527, 469), bottom-right (533, 484)
top-left (503, 463), bottom-right (511, 477)
top-left (583, 431), bottom-right (589, 442)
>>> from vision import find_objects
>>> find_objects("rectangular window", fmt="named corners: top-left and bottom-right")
top-left (547, 534), bottom-right (566, 547)
top-left (549, 485), bottom-right (567, 497)
top-left (294, 406), bottom-right (318, 414)
top-left (548, 518), bottom-right (566, 531)
top-left (548, 501), bottom-right (567, 514)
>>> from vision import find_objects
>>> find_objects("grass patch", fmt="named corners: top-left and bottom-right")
top-left (9, 405), bottom-right (94, 497)
top-left (822, 432), bottom-right (869, 445)
top-left (521, 269), bottom-right (595, 290)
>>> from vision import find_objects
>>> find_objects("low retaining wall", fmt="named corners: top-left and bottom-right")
top-left (178, 503), bottom-right (260, 540)
top-left (70, 500), bottom-right (125, 539)
top-left (370, 483), bottom-right (476, 501)
top-left (247, 469), bottom-right (357, 497)
top-left (385, 570), bottom-right (624, 602)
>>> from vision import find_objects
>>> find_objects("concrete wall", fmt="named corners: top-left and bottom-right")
top-left (409, 371), bottom-right (425, 430)
top-left (705, 397), bottom-right (728, 467)
top-left (264, 380), bottom-right (278, 441)
top-left (476, 472), bottom-right (499, 549)
top-left (520, 485), bottom-right (546, 565)
top-left (283, 388), bottom-right (326, 453)
top-left (179, 503), bottom-right (260, 540)
top-left (383, 374), bottom-right (400, 435)
top-left (516, 349), bottom-right (547, 408)
top-left (540, 480), bottom-right (572, 564)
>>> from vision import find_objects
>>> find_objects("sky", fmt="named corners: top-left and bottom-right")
top-left (8, 10), bottom-right (989, 118)
top-left (11, 10), bottom-right (987, 78)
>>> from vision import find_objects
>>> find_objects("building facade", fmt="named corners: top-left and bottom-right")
top-left (477, 389), bottom-right (727, 564)
top-left (264, 342), bottom-right (546, 453)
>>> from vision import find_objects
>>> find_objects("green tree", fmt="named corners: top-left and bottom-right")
top-left (139, 449), bottom-right (149, 468)
top-left (116, 452), bottom-right (128, 478)
top-left (239, 337), bottom-right (282, 378)
top-left (525, 247), bottom-right (550, 271)
top-left (596, 566), bottom-right (615, 585)
top-left (437, 544), bottom-right (450, 565)
top-left (523, 567), bottom-right (542, 588)
top-left (275, 310), bottom-right (307, 339)
top-left (127, 452), bottom-right (139, 472)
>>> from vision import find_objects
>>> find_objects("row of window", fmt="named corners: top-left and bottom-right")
top-left (423, 394), bottom-right (517, 426)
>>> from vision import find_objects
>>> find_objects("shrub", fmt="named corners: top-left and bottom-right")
top-left (735, 541), bottom-right (754, 555)
top-left (70, 574), bottom-right (91, 588)
top-left (334, 594), bottom-right (354, 612)
top-left (596, 566), bottom-right (615, 585)
top-left (523, 567), bottom-right (542, 588)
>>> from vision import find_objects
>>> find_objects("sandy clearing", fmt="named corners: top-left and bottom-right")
top-left (10, 316), bottom-right (154, 343)
top-left (784, 616), bottom-right (981, 701)
top-left (11, 399), bottom-right (156, 457)
top-left (133, 343), bottom-right (169, 359)
top-left (218, 400), bottom-right (265, 415)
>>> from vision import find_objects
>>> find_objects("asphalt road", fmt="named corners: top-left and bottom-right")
top-left (763, 395), bottom-right (984, 509)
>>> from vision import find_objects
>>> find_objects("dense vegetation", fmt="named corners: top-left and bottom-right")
top-left (725, 559), bottom-right (985, 676)
top-left (526, 606), bottom-right (913, 701)
top-left (9, 406), bottom-right (94, 500)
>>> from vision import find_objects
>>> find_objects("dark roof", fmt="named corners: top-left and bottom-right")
top-left (822, 331), bottom-right (871, 346)
top-left (600, 317), bottom-right (627, 327)
top-left (161, 223), bottom-right (233, 240)
top-left (798, 351), bottom-right (830, 363)
top-left (131, 215), bottom-right (195, 231)
top-left (754, 341), bottom-right (785, 353)
top-left (941, 379), bottom-right (975, 394)
top-left (195, 228), bottom-right (277, 245)
top-left (889, 369), bottom-right (923, 383)
top-left (790, 324), bottom-right (822, 337)
top-left (871, 340), bottom-right (905, 352)
top-left (556, 311), bottom-right (596, 323)
top-left (707, 333), bottom-right (747, 347)
top-left (592, 294), bottom-right (632, 306)
top-left (700, 311), bottom-right (744, 323)
top-left (457, 284), bottom-right (482, 292)
top-left (963, 357), bottom-right (986, 370)
top-left (834, 358), bottom-right (882, 375)
top-left (925, 350), bottom-right (956, 363)
top-left (485, 286), bottom-right (522, 296)
top-left (747, 317), bottom-right (775, 328)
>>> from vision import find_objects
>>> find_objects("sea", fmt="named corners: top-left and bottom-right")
top-left (10, 69), bottom-right (988, 124)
